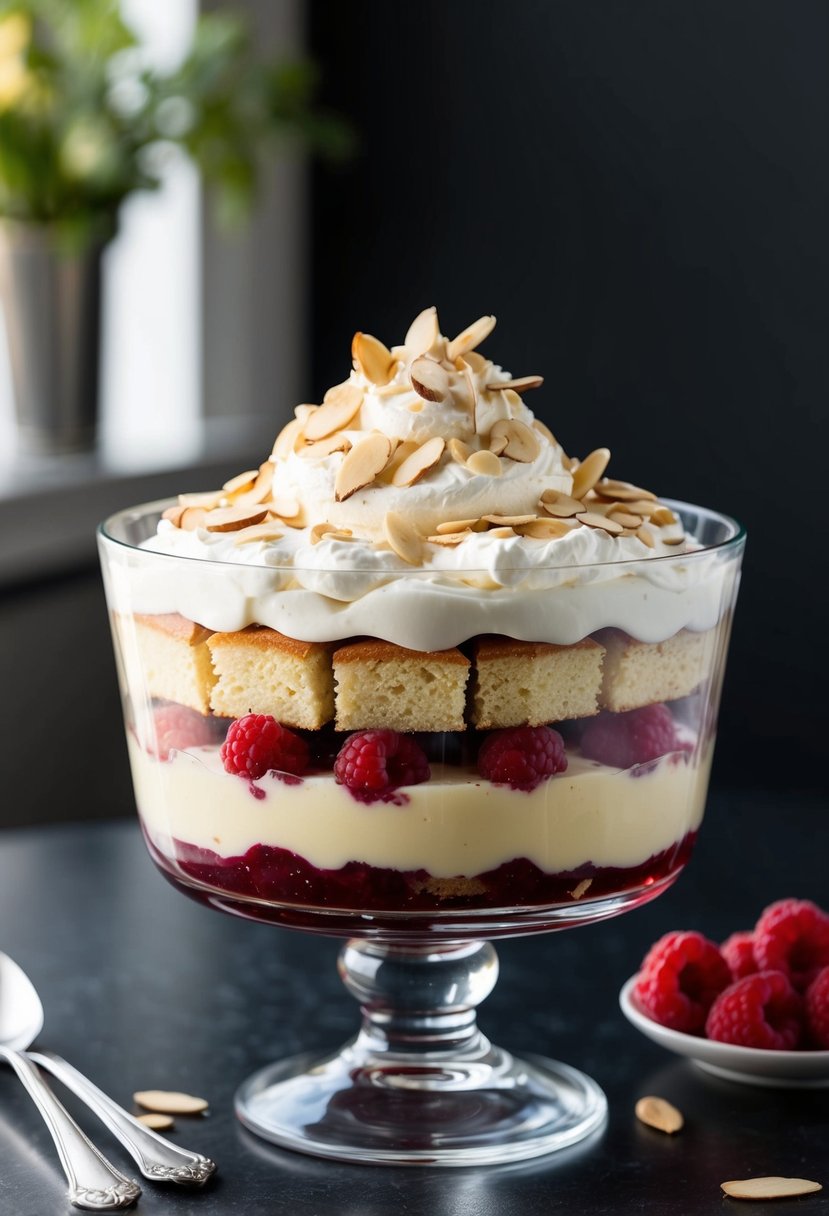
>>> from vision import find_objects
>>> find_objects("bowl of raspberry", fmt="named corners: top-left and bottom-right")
top-left (97, 309), bottom-right (745, 1166)
top-left (620, 900), bottom-right (829, 1087)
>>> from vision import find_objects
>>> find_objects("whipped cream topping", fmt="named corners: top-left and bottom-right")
top-left (121, 309), bottom-right (740, 649)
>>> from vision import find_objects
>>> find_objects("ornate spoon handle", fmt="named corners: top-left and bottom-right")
top-left (0, 1046), bottom-right (140, 1211)
top-left (28, 1049), bottom-right (216, 1186)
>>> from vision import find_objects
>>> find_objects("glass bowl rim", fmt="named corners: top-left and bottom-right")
top-left (98, 497), bottom-right (745, 576)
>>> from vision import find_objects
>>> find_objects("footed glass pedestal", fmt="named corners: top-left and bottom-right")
top-left (235, 939), bottom-right (607, 1165)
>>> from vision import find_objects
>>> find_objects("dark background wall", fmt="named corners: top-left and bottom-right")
top-left (310, 0), bottom-right (829, 792)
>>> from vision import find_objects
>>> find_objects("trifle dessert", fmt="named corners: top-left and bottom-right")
top-left (99, 308), bottom-right (743, 934)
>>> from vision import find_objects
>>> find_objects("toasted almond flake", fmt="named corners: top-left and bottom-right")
top-left (299, 433), bottom-right (352, 459)
top-left (461, 350), bottom-right (488, 373)
top-left (437, 518), bottom-right (480, 534)
top-left (449, 438), bottom-right (471, 464)
top-left (391, 436), bottom-right (445, 487)
top-left (304, 390), bottom-right (364, 442)
top-left (466, 449), bottom-right (502, 477)
top-left (352, 332), bottom-right (396, 386)
top-left (404, 306), bottom-right (439, 357)
top-left (270, 496), bottom-right (301, 520)
top-left (540, 493), bottom-right (583, 518)
top-left (502, 389), bottom-right (523, 418)
top-left (204, 505), bottom-right (269, 533)
top-left (608, 510), bottom-right (644, 528)
top-left (570, 878), bottom-right (593, 900)
top-left (594, 478), bottom-right (657, 503)
top-left (222, 469), bottom-right (258, 495)
top-left (516, 518), bottom-right (574, 539)
top-left (483, 514), bottom-right (537, 526)
top-left (487, 526), bottom-right (515, 538)
top-left (489, 433), bottom-right (509, 455)
top-left (635, 525), bottom-right (655, 548)
top-left (662, 535), bottom-right (686, 546)
top-left (490, 418), bottom-right (540, 463)
top-left (178, 490), bottom-right (223, 509)
top-left (383, 511), bottom-right (423, 565)
top-left (485, 375), bottom-right (544, 393)
top-left (133, 1091), bottom-right (208, 1116)
top-left (720, 1178), bottom-right (822, 1200)
top-left (162, 505), bottom-right (185, 527)
top-left (428, 530), bottom-right (471, 546)
top-left (620, 499), bottom-right (660, 517)
top-left (410, 356), bottom-right (450, 402)
top-left (571, 448), bottom-right (612, 499)
top-left (233, 522), bottom-right (285, 546)
top-left (378, 439), bottom-right (417, 482)
top-left (649, 505), bottom-right (678, 526)
top-left (229, 462), bottom-right (276, 510)
top-left (180, 507), bottom-right (207, 531)
top-left (293, 404), bottom-right (317, 427)
top-left (576, 498), bottom-right (616, 516)
top-left (576, 511), bottom-right (624, 535)
top-left (310, 522), bottom-right (352, 544)
top-left (533, 419), bottom-right (559, 447)
top-left (136, 1113), bottom-right (174, 1131)
top-left (458, 357), bottom-right (478, 422)
top-left (271, 417), bottom-right (305, 461)
top-left (635, 1096), bottom-right (684, 1135)
top-left (446, 315), bottom-right (496, 362)
top-left (335, 433), bottom-right (393, 501)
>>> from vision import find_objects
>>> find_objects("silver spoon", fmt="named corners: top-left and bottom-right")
top-left (0, 953), bottom-right (215, 1190)
top-left (0, 956), bottom-right (140, 1211)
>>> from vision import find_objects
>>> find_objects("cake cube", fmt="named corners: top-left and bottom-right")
top-left (131, 613), bottom-right (216, 714)
top-left (333, 641), bottom-right (470, 732)
top-left (598, 628), bottom-right (715, 712)
top-left (470, 637), bottom-right (605, 729)
top-left (208, 627), bottom-right (334, 729)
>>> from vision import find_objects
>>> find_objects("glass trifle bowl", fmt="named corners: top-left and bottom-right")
top-left (98, 310), bottom-right (744, 1165)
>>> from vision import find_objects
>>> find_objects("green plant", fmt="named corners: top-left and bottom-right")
top-left (0, 0), bottom-right (351, 247)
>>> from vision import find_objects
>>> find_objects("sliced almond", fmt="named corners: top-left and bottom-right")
top-left (720, 1178), bottom-right (822, 1200)
top-left (608, 511), bottom-right (644, 529)
top-left (229, 461), bottom-right (276, 510)
top-left (136, 1113), bottom-right (174, 1131)
top-left (485, 375), bottom-right (544, 393)
top-left (383, 511), bottom-right (423, 565)
top-left (458, 357), bottom-right (477, 422)
top-left (490, 418), bottom-right (540, 463)
top-left (378, 439), bottom-right (417, 482)
top-left (576, 511), bottom-right (624, 535)
top-left (446, 315), bottom-right (496, 362)
top-left (299, 433), bottom-right (352, 459)
top-left (404, 306), bottom-right (439, 357)
top-left (161, 505), bottom-right (185, 527)
top-left (621, 499), bottom-right (660, 517)
top-left (489, 433), bottom-right (509, 456)
top-left (222, 469), bottom-right (258, 496)
top-left (391, 436), bottom-right (445, 487)
top-left (662, 535), bottom-right (686, 546)
top-left (270, 496), bottom-right (301, 520)
top-left (304, 389), bottom-right (364, 441)
top-left (133, 1090), bottom-right (208, 1116)
top-left (180, 507), bottom-right (207, 531)
top-left (428, 530), bottom-right (471, 546)
top-left (410, 356), bottom-right (450, 402)
top-left (635, 525), bottom-right (655, 549)
top-left (310, 522), bottom-right (352, 544)
top-left (335, 433), bottom-right (393, 501)
top-left (204, 504), bottom-right (269, 533)
top-left (570, 878), bottom-right (593, 900)
top-left (449, 437), bottom-right (471, 465)
top-left (352, 332), bottom-right (396, 386)
top-left (594, 478), bottom-right (657, 503)
top-left (271, 417), bottom-right (305, 461)
top-left (293, 404), bottom-right (317, 427)
top-left (487, 527), bottom-right (515, 538)
top-left (540, 493), bottom-right (583, 518)
top-left (571, 448), bottom-right (611, 499)
top-left (649, 505), bottom-right (678, 527)
top-left (516, 518), bottom-right (574, 539)
top-left (483, 514), bottom-right (537, 526)
top-left (437, 518), bottom-right (480, 534)
top-left (635, 1096), bottom-right (684, 1135)
top-left (233, 522), bottom-right (285, 545)
top-left (461, 350), bottom-right (488, 373)
top-left (466, 449), bottom-right (502, 476)
top-left (178, 490), bottom-right (223, 509)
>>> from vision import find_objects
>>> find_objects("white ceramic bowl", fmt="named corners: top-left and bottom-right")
top-left (619, 975), bottom-right (829, 1088)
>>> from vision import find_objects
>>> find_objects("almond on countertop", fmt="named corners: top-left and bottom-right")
top-left (634, 1095), bottom-right (684, 1135)
top-left (133, 1090), bottom-right (209, 1115)
top-left (720, 1178), bottom-right (822, 1200)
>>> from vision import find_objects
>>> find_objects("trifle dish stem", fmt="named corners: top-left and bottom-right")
top-left (235, 938), bottom-right (607, 1165)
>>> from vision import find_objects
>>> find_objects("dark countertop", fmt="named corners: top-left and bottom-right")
top-left (0, 794), bottom-right (827, 1216)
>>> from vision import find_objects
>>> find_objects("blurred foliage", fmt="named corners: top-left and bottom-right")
top-left (0, 1), bottom-right (352, 247)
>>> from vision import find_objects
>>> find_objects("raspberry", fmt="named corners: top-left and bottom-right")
top-left (221, 714), bottom-right (309, 780)
top-left (705, 971), bottom-right (802, 1050)
top-left (804, 967), bottom-right (829, 1048)
top-left (477, 726), bottom-right (567, 792)
top-left (721, 931), bottom-right (758, 981)
top-left (753, 898), bottom-right (829, 992)
top-left (334, 730), bottom-right (430, 795)
top-left (150, 704), bottom-right (214, 760)
top-left (634, 930), bottom-right (731, 1034)
top-left (580, 703), bottom-right (682, 769)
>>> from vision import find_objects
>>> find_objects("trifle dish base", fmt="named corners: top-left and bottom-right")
top-left (234, 939), bottom-right (608, 1165)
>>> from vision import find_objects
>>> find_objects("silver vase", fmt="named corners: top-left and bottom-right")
top-left (0, 220), bottom-right (109, 455)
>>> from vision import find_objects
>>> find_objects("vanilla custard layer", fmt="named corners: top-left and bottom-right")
top-left (129, 738), bottom-right (711, 878)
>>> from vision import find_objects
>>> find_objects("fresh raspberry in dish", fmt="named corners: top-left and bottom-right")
top-left (721, 931), bottom-right (758, 981)
top-left (334, 730), bottom-right (430, 795)
top-left (753, 899), bottom-right (829, 992)
top-left (804, 967), bottom-right (829, 1049)
top-left (634, 930), bottom-right (731, 1034)
top-left (150, 704), bottom-right (215, 761)
top-left (221, 714), bottom-right (309, 780)
top-left (705, 970), bottom-right (802, 1050)
top-left (477, 725), bottom-right (567, 792)
top-left (580, 704), bottom-right (684, 769)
